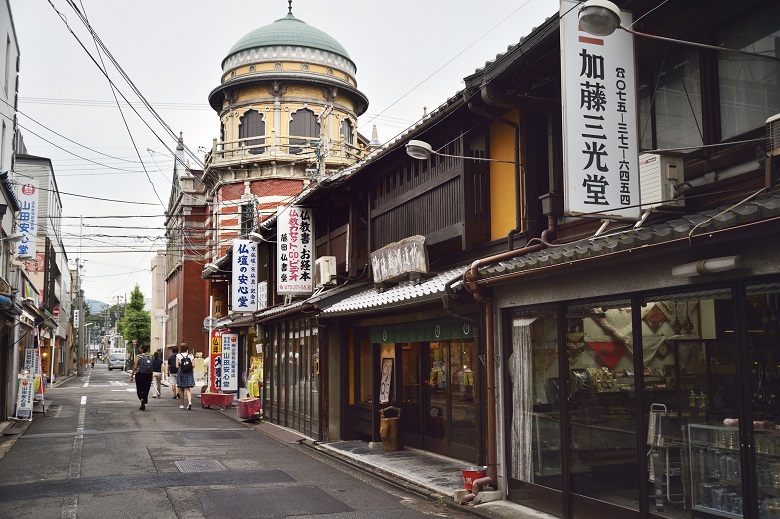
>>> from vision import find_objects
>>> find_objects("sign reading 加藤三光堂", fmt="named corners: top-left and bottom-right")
top-left (560, 0), bottom-right (640, 220)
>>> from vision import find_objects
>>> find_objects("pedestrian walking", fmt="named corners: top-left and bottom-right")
top-left (151, 351), bottom-right (163, 397)
top-left (129, 345), bottom-right (153, 410)
top-left (167, 346), bottom-right (179, 399)
top-left (176, 343), bottom-right (195, 410)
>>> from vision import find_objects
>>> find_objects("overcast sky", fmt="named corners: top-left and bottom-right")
top-left (9, 0), bottom-right (557, 306)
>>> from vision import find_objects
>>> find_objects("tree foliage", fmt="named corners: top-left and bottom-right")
top-left (117, 285), bottom-right (151, 353)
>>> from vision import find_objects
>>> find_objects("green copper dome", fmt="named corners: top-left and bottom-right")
top-left (225, 13), bottom-right (352, 66)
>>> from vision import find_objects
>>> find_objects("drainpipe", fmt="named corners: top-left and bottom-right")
top-left (462, 195), bottom-right (559, 493)
top-left (466, 103), bottom-right (523, 250)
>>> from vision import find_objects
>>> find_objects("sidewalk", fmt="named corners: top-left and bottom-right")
top-left (213, 405), bottom-right (558, 519)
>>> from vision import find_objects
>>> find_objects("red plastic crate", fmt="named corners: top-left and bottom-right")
top-left (200, 392), bottom-right (234, 409)
top-left (237, 397), bottom-right (261, 419)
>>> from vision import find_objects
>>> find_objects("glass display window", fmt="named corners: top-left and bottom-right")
top-left (509, 308), bottom-right (561, 491)
top-left (642, 288), bottom-right (738, 519)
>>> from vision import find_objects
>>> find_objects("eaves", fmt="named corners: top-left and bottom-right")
top-left (475, 193), bottom-right (780, 289)
top-left (463, 14), bottom-right (559, 89)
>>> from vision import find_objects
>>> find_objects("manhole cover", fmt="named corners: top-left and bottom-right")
top-left (174, 459), bottom-right (228, 473)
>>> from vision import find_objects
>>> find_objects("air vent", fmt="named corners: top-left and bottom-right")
top-left (767, 113), bottom-right (780, 157)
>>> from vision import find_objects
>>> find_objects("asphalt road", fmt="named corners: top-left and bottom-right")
top-left (0, 364), bottom-right (472, 519)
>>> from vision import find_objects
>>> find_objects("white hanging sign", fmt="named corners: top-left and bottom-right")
top-left (276, 206), bottom-right (314, 295)
top-left (560, 0), bottom-right (640, 219)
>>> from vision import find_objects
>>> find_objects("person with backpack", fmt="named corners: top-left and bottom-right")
top-left (151, 351), bottom-right (163, 398)
top-left (167, 346), bottom-right (179, 399)
top-left (129, 345), bottom-right (154, 410)
top-left (176, 343), bottom-right (195, 410)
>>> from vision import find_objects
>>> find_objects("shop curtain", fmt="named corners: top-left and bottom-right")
top-left (510, 317), bottom-right (536, 481)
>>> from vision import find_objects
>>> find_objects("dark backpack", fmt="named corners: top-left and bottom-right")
top-left (137, 354), bottom-right (153, 374)
top-left (179, 355), bottom-right (193, 374)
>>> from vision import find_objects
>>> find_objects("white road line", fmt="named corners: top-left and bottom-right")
top-left (61, 396), bottom-right (87, 518)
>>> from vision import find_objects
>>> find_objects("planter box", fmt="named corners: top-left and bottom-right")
top-left (200, 392), bottom-right (234, 409)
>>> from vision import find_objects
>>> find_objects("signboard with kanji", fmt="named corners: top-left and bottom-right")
top-left (209, 330), bottom-right (226, 393)
top-left (276, 206), bottom-right (314, 295)
top-left (560, 0), bottom-right (640, 219)
top-left (221, 334), bottom-right (238, 392)
top-left (16, 179), bottom-right (38, 259)
top-left (231, 240), bottom-right (258, 312)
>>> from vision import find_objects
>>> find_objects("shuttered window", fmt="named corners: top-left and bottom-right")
top-left (239, 109), bottom-right (265, 155)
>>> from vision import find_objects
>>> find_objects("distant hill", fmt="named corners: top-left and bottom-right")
top-left (86, 299), bottom-right (109, 315)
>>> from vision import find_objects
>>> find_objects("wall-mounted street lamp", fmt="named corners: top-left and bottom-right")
top-left (406, 138), bottom-right (526, 250)
top-left (406, 140), bottom-right (519, 165)
top-left (578, 0), bottom-right (780, 63)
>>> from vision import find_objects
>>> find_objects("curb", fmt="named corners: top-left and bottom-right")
top-left (303, 441), bottom-right (500, 519)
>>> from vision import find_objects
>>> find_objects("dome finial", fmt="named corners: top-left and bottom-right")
top-left (288, 0), bottom-right (293, 15)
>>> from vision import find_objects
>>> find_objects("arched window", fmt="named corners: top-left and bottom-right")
top-left (341, 119), bottom-right (354, 146)
top-left (289, 108), bottom-right (320, 154)
top-left (239, 109), bottom-right (265, 155)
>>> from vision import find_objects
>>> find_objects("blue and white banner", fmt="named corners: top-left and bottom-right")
top-left (16, 179), bottom-right (38, 258)
top-left (221, 333), bottom-right (238, 392)
top-left (15, 375), bottom-right (34, 420)
top-left (231, 240), bottom-right (257, 312)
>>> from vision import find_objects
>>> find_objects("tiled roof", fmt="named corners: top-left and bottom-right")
top-left (255, 299), bottom-right (306, 321)
top-left (320, 265), bottom-right (469, 317)
top-left (478, 192), bottom-right (780, 280)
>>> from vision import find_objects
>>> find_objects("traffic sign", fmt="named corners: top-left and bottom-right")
top-left (203, 316), bottom-right (217, 329)
top-left (53, 306), bottom-right (60, 319)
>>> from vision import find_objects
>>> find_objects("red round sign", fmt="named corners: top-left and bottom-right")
top-left (53, 307), bottom-right (60, 318)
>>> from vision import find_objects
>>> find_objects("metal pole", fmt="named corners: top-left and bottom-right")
top-left (78, 287), bottom-right (85, 377)
top-left (76, 260), bottom-right (84, 377)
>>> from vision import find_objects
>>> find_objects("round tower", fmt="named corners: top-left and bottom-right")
top-left (203, 2), bottom-right (369, 257)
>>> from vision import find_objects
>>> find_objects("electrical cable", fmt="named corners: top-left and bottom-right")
top-left (63, 0), bottom-right (206, 171)
top-left (45, 0), bottom-right (204, 182)
top-left (77, 0), bottom-right (165, 210)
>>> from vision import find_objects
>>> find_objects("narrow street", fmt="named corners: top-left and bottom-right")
top-left (0, 364), bottom-right (472, 519)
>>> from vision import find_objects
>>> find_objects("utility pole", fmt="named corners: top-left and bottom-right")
top-left (76, 259), bottom-right (85, 377)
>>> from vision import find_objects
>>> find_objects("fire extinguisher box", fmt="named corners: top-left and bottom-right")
top-left (237, 397), bottom-right (261, 419)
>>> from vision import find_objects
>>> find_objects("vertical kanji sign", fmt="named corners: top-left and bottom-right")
top-left (16, 179), bottom-right (38, 258)
top-left (221, 334), bottom-right (238, 392)
top-left (276, 206), bottom-right (314, 295)
top-left (560, 0), bottom-right (640, 219)
top-left (231, 239), bottom-right (257, 312)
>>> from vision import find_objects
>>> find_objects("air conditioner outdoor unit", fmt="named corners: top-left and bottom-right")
top-left (314, 256), bottom-right (336, 287)
top-left (639, 153), bottom-right (684, 209)
top-left (767, 113), bottom-right (780, 157)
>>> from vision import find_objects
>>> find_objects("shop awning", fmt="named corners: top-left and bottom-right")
top-left (370, 318), bottom-right (476, 343)
top-left (0, 294), bottom-right (22, 316)
top-left (319, 264), bottom-right (468, 317)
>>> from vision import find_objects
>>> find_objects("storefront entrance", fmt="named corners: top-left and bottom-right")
top-left (357, 319), bottom-right (478, 462)
top-left (506, 278), bottom-right (780, 519)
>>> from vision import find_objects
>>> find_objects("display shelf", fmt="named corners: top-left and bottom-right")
top-left (688, 423), bottom-right (744, 517)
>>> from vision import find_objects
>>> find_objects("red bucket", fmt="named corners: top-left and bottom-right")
top-left (461, 466), bottom-right (486, 492)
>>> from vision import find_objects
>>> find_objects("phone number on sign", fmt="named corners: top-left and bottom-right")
top-left (279, 284), bottom-right (312, 291)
